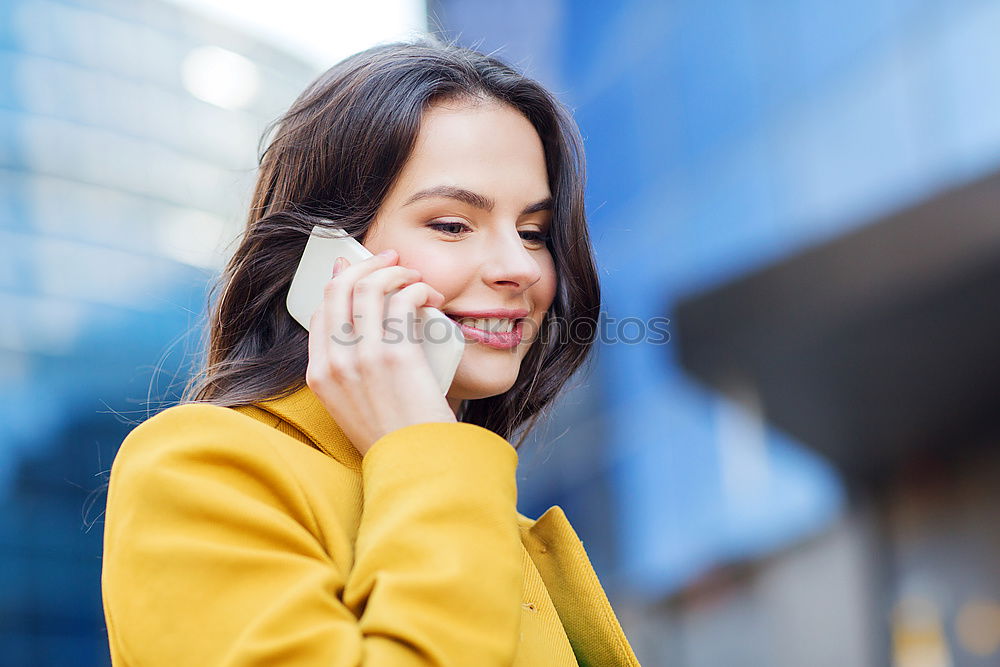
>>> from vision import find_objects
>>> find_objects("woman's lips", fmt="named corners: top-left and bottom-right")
top-left (450, 318), bottom-right (524, 350)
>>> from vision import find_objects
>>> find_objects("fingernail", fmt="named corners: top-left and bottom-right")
top-left (331, 257), bottom-right (345, 277)
top-left (377, 249), bottom-right (395, 258)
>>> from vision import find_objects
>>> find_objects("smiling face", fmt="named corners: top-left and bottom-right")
top-left (362, 97), bottom-right (557, 408)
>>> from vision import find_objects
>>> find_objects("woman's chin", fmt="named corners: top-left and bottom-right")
top-left (447, 357), bottom-right (521, 401)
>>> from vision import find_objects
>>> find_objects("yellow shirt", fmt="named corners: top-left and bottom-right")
top-left (101, 384), bottom-right (640, 665)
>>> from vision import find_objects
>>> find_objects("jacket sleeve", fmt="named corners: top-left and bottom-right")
top-left (101, 404), bottom-right (523, 666)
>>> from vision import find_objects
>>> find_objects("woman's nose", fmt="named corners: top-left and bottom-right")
top-left (481, 229), bottom-right (543, 290)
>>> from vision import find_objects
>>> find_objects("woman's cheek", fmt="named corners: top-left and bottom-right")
top-left (400, 249), bottom-right (465, 299)
top-left (534, 255), bottom-right (558, 309)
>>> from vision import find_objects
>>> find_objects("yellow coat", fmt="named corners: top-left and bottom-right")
top-left (101, 384), bottom-right (640, 665)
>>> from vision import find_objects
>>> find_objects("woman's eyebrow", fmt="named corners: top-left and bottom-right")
top-left (402, 185), bottom-right (553, 215)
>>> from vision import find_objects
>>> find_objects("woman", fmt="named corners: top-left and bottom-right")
top-left (101, 37), bottom-right (640, 666)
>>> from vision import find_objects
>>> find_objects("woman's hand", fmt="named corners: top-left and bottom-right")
top-left (305, 248), bottom-right (457, 457)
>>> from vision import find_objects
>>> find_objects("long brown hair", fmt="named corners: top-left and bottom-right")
top-left (180, 36), bottom-right (600, 447)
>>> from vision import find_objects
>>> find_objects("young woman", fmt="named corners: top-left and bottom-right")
top-left (101, 38), bottom-right (640, 666)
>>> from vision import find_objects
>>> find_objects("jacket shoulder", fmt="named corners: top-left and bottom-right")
top-left (120, 401), bottom-right (313, 453)
top-left (112, 403), bottom-right (299, 481)
top-left (129, 401), bottom-right (271, 433)
top-left (107, 402), bottom-right (326, 541)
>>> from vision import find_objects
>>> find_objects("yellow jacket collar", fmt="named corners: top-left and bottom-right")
top-left (254, 384), bottom-right (365, 471)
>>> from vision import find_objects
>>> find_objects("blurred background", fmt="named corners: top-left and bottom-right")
top-left (3, 0), bottom-right (1000, 664)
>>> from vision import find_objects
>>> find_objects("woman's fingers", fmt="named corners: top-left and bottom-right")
top-left (325, 251), bottom-right (391, 330)
top-left (306, 299), bottom-right (330, 390)
top-left (320, 250), bottom-right (397, 345)
top-left (313, 246), bottom-right (445, 368)
top-left (351, 265), bottom-right (423, 347)
top-left (383, 282), bottom-right (447, 346)
top-left (311, 252), bottom-right (388, 385)
top-left (389, 281), bottom-right (446, 311)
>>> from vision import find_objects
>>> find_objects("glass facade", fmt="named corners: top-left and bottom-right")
top-left (0, 0), bottom-right (317, 662)
top-left (431, 0), bottom-right (1000, 609)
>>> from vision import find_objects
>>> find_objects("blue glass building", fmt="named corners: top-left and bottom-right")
top-left (431, 1), bottom-right (1000, 664)
top-left (0, 0), bottom-right (316, 663)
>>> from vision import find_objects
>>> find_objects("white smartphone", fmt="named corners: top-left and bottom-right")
top-left (286, 224), bottom-right (465, 394)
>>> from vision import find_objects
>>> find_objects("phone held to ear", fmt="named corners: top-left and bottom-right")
top-left (286, 225), bottom-right (465, 395)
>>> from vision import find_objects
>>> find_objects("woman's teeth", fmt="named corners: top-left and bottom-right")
top-left (456, 317), bottom-right (515, 333)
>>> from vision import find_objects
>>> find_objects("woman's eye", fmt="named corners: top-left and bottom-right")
top-left (428, 221), bottom-right (469, 235)
top-left (428, 220), bottom-right (549, 246)
top-left (520, 230), bottom-right (550, 245)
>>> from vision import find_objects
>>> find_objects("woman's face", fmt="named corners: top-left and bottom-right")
top-left (363, 98), bottom-right (557, 408)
